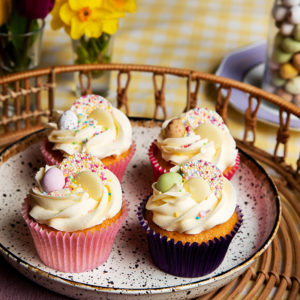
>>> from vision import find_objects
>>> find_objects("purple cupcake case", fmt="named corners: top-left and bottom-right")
top-left (138, 197), bottom-right (243, 278)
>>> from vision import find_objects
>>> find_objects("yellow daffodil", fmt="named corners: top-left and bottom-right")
top-left (103, 0), bottom-right (136, 13)
top-left (57, 0), bottom-right (124, 40)
top-left (0, 0), bottom-right (12, 26)
top-left (51, 0), bottom-right (68, 30)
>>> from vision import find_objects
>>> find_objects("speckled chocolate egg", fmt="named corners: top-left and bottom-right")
top-left (292, 52), bottom-right (300, 70)
top-left (279, 63), bottom-right (298, 79)
top-left (276, 88), bottom-right (293, 101)
top-left (293, 94), bottom-right (300, 105)
top-left (41, 167), bottom-right (65, 193)
top-left (285, 76), bottom-right (300, 93)
top-left (58, 110), bottom-right (78, 130)
top-left (164, 118), bottom-right (186, 138)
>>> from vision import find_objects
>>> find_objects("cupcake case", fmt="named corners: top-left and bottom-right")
top-left (0, 124), bottom-right (280, 299)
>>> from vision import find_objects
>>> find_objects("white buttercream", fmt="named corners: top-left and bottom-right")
top-left (146, 176), bottom-right (236, 234)
top-left (155, 108), bottom-right (238, 171)
top-left (48, 95), bottom-right (132, 159)
top-left (29, 157), bottom-right (122, 232)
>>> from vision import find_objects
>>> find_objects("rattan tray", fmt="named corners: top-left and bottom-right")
top-left (0, 64), bottom-right (299, 299)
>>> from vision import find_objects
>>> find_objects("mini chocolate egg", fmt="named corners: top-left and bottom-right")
top-left (271, 73), bottom-right (287, 87)
top-left (276, 88), bottom-right (293, 101)
top-left (269, 60), bottom-right (281, 70)
top-left (280, 22), bottom-right (295, 36)
top-left (292, 52), bottom-right (300, 70)
top-left (293, 24), bottom-right (300, 40)
top-left (274, 33), bottom-right (284, 47)
top-left (285, 76), bottom-right (300, 93)
top-left (279, 62), bottom-right (298, 79)
top-left (283, 0), bottom-right (300, 7)
top-left (273, 5), bottom-right (288, 22)
top-left (288, 6), bottom-right (300, 24)
top-left (272, 47), bottom-right (293, 63)
top-left (293, 94), bottom-right (300, 105)
top-left (282, 37), bottom-right (300, 53)
top-left (58, 110), bottom-right (78, 130)
top-left (164, 118), bottom-right (186, 138)
top-left (41, 167), bottom-right (65, 193)
top-left (156, 172), bottom-right (182, 193)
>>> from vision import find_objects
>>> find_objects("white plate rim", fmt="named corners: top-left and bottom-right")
top-left (0, 129), bottom-right (282, 296)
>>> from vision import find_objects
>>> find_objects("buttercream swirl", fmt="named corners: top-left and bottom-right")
top-left (48, 95), bottom-right (132, 159)
top-left (29, 154), bottom-right (122, 232)
top-left (146, 160), bottom-right (236, 234)
top-left (155, 107), bottom-right (238, 171)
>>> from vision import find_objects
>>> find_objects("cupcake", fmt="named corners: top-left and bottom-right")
top-left (41, 94), bottom-right (135, 181)
top-left (22, 153), bottom-right (128, 273)
top-left (138, 159), bottom-right (242, 277)
top-left (149, 107), bottom-right (239, 180)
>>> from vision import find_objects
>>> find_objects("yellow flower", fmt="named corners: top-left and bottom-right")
top-left (103, 0), bottom-right (136, 13)
top-left (51, 0), bottom-right (68, 30)
top-left (57, 0), bottom-right (124, 40)
top-left (0, 0), bottom-right (12, 26)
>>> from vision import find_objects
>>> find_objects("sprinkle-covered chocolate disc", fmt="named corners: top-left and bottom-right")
top-left (180, 159), bottom-right (224, 199)
top-left (182, 107), bottom-right (227, 131)
top-left (71, 94), bottom-right (112, 115)
top-left (59, 153), bottom-right (107, 188)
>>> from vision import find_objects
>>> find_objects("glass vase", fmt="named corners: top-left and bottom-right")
top-left (262, 0), bottom-right (300, 107)
top-left (0, 19), bottom-right (45, 75)
top-left (72, 33), bottom-right (113, 97)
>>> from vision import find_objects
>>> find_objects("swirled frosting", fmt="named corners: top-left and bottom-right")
top-left (146, 160), bottom-right (236, 234)
top-left (48, 95), bottom-right (132, 159)
top-left (29, 153), bottom-right (122, 232)
top-left (155, 108), bottom-right (238, 171)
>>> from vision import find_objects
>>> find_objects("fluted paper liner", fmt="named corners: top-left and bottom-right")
top-left (138, 197), bottom-right (243, 278)
top-left (148, 142), bottom-right (240, 181)
top-left (103, 142), bottom-right (136, 181)
top-left (41, 139), bottom-right (136, 181)
top-left (22, 196), bottom-right (128, 273)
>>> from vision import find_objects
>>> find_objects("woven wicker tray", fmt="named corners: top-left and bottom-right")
top-left (0, 64), bottom-right (299, 299)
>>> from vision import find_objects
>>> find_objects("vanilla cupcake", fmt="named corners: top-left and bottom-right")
top-left (149, 107), bottom-right (239, 180)
top-left (41, 94), bottom-right (135, 181)
top-left (138, 159), bottom-right (242, 277)
top-left (22, 153), bottom-right (128, 273)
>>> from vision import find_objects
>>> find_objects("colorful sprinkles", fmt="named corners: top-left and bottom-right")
top-left (59, 153), bottom-right (106, 188)
top-left (180, 159), bottom-right (224, 199)
top-left (195, 210), bottom-right (210, 220)
top-left (71, 94), bottom-right (112, 115)
top-left (182, 107), bottom-right (227, 131)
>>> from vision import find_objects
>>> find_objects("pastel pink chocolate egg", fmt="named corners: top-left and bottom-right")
top-left (276, 88), bottom-right (293, 101)
top-left (273, 5), bottom-right (288, 21)
top-left (293, 94), bottom-right (300, 105)
top-left (41, 167), bottom-right (65, 193)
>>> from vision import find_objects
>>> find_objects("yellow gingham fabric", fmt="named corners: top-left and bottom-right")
top-left (40, 0), bottom-right (299, 168)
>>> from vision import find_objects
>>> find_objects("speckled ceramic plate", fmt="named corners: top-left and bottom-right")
top-left (215, 41), bottom-right (300, 131)
top-left (0, 125), bottom-right (281, 300)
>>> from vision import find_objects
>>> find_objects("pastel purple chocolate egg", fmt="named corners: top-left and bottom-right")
top-left (58, 110), bottom-right (78, 130)
top-left (41, 167), bottom-right (65, 193)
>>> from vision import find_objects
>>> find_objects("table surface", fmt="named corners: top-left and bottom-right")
top-left (0, 0), bottom-right (299, 299)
